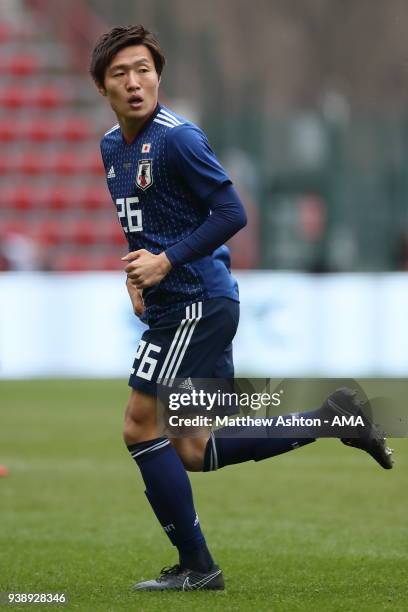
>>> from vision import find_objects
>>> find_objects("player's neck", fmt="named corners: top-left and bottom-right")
top-left (118, 108), bottom-right (157, 144)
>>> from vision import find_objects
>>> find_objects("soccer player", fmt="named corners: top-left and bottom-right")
top-left (90, 25), bottom-right (393, 591)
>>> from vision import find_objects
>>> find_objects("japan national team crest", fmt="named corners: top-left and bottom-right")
top-left (136, 159), bottom-right (153, 190)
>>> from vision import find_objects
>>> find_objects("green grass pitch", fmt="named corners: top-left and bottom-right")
top-left (1, 380), bottom-right (407, 611)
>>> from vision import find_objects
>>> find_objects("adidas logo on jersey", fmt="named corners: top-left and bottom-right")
top-left (107, 165), bottom-right (116, 179)
top-left (178, 377), bottom-right (195, 391)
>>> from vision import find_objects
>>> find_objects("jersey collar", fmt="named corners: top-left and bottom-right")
top-left (120, 103), bottom-right (162, 146)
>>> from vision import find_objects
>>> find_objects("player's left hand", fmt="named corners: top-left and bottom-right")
top-left (122, 249), bottom-right (172, 289)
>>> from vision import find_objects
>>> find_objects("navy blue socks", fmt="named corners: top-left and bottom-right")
top-left (127, 437), bottom-right (214, 572)
top-left (203, 410), bottom-right (319, 472)
top-left (128, 413), bottom-right (320, 567)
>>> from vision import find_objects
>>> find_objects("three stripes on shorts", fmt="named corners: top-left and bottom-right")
top-left (158, 302), bottom-right (203, 387)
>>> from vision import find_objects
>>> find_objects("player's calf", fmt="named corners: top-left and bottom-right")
top-left (124, 388), bottom-right (217, 578)
top-left (170, 436), bottom-right (208, 472)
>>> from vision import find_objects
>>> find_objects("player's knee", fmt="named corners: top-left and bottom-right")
top-left (123, 391), bottom-right (157, 445)
top-left (123, 407), bottom-right (154, 444)
top-left (123, 407), bottom-right (140, 444)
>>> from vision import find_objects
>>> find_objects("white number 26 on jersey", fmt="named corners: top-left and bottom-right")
top-left (133, 340), bottom-right (161, 381)
top-left (116, 197), bottom-right (143, 233)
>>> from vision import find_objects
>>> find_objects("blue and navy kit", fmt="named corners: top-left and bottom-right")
top-left (100, 103), bottom-right (246, 325)
top-left (128, 297), bottom-right (240, 396)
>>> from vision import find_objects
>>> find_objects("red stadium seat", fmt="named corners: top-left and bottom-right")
top-left (54, 253), bottom-right (90, 272)
top-left (0, 154), bottom-right (18, 173)
top-left (67, 220), bottom-right (98, 245)
top-left (45, 185), bottom-right (93, 210)
top-left (81, 186), bottom-right (110, 210)
top-left (0, 22), bottom-right (32, 43)
top-left (0, 86), bottom-right (25, 108)
top-left (0, 119), bottom-right (92, 143)
top-left (0, 86), bottom-right (65, 108)
top-left (99, 220), bottom-right (126, 246)
top-left (27, 119), bottom-right (54, 142)
top-left (3, 184), bottom-right (55, 210)
top-left (1, 185), bottom-right (17, 208)
top-left (94, 254), bottom-right (124, 271)
top-left (10, 186), bottom-right (35, 210)
top-left (0, 22), bottom-right (13, 43)
top-left (33, 220), bottom-right (65, 245)
top-left (62, 118), bottom-right (92, 142)
top-left (48, 186), bottom-right (72, 210)
top-left (0, 17), bottom-right (114, 259)
top-left (52, 152), bottom-right (77, 175)
top-left (20, 152), bottom-right (44, 174)
top-left (0, 121), bottom-right (15, 142)
top-left (36, 86), bottom-right (65, 108)
top-left (0, 54), bottom-right (40, 76)
top-left (1, 220), bottom-right (31, 238)
top-left (51, 153), bottom-right (104, 176)
top-left (0, 152), bottom-right (104, 176)
top-left (111, 224), bottom-right (126, 246)
top-left (83, 153), bottom-right (105, 175)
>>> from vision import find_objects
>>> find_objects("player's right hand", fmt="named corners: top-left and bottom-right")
top-left (126, 276), bottom-right (144, 317)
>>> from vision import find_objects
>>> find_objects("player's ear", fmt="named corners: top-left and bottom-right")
top-left (96, 81), bottom-right (107, 96)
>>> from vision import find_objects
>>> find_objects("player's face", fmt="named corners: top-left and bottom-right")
top-left (99, 45), bottom-right (160, 123)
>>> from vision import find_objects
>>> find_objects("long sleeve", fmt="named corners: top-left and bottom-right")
top-left (165, 124), bottom-right (247, 267)
top-left (165, 183), bottom-right (247, 267)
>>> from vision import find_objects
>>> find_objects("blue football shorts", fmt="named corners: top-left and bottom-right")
top-left (128, 297), bottom-right (240, 396)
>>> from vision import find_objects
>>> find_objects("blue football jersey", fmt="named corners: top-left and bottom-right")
top-left (100, 103), bottom-right (239, 324)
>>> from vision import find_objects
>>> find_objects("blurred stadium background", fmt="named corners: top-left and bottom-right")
top-left (0, 0), bottom-right (408, 378)
top-left (3, 0), bottom-right (408, 272)
top-left (2, 0), bottom-right (408, 378)
top-left (1, 3), bottom-right (408, 610)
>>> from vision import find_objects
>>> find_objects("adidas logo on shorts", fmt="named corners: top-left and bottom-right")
top-left (178, 377), bottom-right (195, 391)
